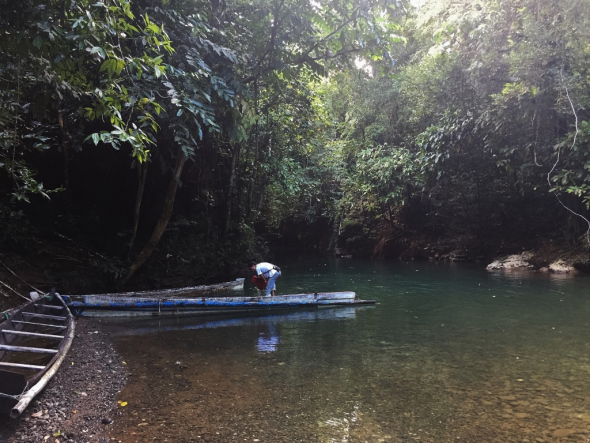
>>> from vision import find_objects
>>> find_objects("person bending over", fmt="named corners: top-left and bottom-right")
top-left (249, 261), bottom-right (281, 296)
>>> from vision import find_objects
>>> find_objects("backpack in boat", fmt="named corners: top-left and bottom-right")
top-left (251, 275), bottom-right (268, 290)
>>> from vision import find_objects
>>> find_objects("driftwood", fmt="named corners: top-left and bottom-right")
top-left (0, 279), bottom-right (29, 301)
top-left (0, 259), bottom-right (43, 295)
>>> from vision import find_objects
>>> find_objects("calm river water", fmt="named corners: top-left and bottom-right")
top-left (106, 258), bottom-right (590, 442)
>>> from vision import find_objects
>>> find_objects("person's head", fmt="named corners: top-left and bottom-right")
top-left (248, 260), bottom-right (257, 271)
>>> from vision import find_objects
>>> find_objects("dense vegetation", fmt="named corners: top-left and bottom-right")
top-left (1, 0), bottom-right (589, 293)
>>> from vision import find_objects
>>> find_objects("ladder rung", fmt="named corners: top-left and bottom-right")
top-left (0, 344), bottom-right (58, 354)
top-left (0, 361), bottom-right (45, 371)
top-left (22, 313), bottom-right (67, 321)
top-left (10, 320), bottom-right (67, 330)
top-left (2, 330), bottom-right (64, 340)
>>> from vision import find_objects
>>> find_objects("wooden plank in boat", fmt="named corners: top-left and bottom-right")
top-left (2, 330), bottom-right (65, 340)
top-left (0, 362), bottom-right (45, 371)
top-left (21, 312), bottom-right (67, 321)
top-left (0, 344), bottom-right (58, 354)
top-left (10, 321), bottom-right (67, 330)
top-left (35, 305), bottom-right (64, 311)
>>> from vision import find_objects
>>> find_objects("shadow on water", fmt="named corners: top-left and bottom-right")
top-left (105, 259), bottom-right (590, 442)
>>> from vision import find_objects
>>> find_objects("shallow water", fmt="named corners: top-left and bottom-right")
top-left (106, 259), bottom-right (590, 442)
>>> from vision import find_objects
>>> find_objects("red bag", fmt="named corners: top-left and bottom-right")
top-left (251, 275), bottom-right (267, 290)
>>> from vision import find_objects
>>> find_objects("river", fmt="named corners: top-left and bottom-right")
top-left (106, 258), bottom-right (590, 442)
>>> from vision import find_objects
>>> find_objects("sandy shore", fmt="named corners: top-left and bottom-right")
top-left (0, 318), bottom-right (127, 442)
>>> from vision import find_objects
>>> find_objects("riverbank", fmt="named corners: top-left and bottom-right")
top-left (0, 318), bottom-right (127, 442)
top-left (394, 235), bottom-right (590, 273)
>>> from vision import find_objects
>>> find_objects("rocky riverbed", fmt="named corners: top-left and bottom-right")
top-left (0, 319), bottom-right (127, 443)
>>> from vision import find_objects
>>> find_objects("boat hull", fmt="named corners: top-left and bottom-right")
top-left (63, 292), bottom-right (374, 317)
top-left (0, 291), bottom-right (75, 417)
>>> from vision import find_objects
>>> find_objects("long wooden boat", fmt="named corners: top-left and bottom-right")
top-left (0, 290), bottom-right (75, 418)
top-left (62, 291), bottom-right (375, 317)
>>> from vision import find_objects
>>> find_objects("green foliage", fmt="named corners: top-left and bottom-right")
top-left (80, 1), bottom-right (238, 161)
top-left (99, 256), bottom-right (127, 281)
top-left (2, 0), bottom-right (589, 276)
top-left (306, 0), bottom-right (590, 249)
top-left (158, 218), bottom-right (265, 281)
top-left (355, 144), bottom-right (421, 206)
top-left (0, 203), bottom-right (31, 247)
top-left (0, 0), bottom-right (239, 201)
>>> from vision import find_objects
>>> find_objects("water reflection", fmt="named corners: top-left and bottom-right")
top-left (106, 306), bottom-right (366, 336)
top-left (256, 323), bottom-right (280, 353)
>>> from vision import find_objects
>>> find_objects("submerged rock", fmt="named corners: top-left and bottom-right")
top-left (448, 249), bottom-right (469, 262)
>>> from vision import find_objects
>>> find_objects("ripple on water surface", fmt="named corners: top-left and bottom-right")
top-left (106, 259), bottom-right (590, 442)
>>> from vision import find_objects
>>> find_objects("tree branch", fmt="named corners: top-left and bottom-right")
top-left (547, 70), bottom-right (590, 244)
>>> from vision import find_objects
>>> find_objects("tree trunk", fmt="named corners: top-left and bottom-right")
top-left (244, 80), bottom-right (259, 222)
top-left (223, 143), bottom-right (240, 240)
top-left (58, 111), bottom-right (69, 189)
top-left (249, 133), bottom-right (270, 223)
top-left (58, 110), bottom-right (71, 213)
top-left (121, 148), bottom-right (187, 286)
top-left (255, 176), bottom-right (269, 214)
top-left (128, 160), bottom-right (148, 258)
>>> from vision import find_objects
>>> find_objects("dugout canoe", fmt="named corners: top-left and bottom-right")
top-left (62, 291), bottom-right (375, 317)
top-left (0, 290), bottom-right (75, 418)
